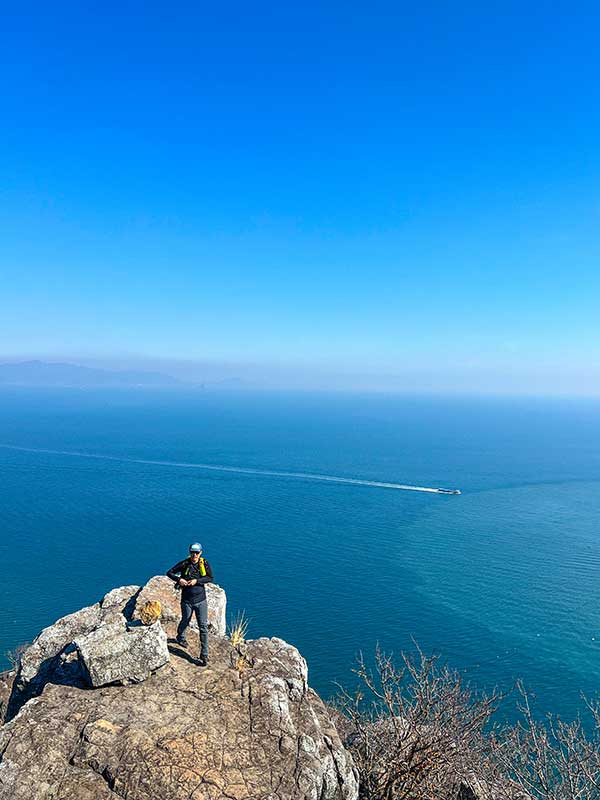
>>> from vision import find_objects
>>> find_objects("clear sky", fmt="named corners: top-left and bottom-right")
top-left (1, 1), bottom-right (599, 393)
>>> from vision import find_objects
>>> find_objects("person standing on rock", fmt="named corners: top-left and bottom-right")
top-left (167, 543), bottom-right (214, 666)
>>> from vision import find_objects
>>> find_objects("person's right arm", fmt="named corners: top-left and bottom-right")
top-left (166, 560), bottom-right (186, 584)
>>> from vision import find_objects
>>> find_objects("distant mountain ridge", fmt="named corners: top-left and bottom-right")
top-left (0, 360), bottom-right (185, 387)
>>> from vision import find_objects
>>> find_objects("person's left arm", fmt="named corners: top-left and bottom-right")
top-left (189, 559), bottom-right (213, 586)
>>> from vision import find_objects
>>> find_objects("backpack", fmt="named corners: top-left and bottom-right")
top-left (182, 556), bottom-right (207, 578)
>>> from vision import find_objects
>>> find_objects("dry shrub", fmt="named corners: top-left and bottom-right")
top-left (5, 642), bottom-right (30, 670)
top-left (493, 682), bottom-right (600, 800)
top-left (335, 647), bottom-right (600, 800)
top-left (335, 644), bottom-right (503, 800)
top-left (139, 600), bottom-right (162, 625)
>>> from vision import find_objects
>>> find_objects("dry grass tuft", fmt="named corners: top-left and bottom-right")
top-left (139, 600), bottom-right (162, 625)
top-left (229, 611), bottom-right (249, 648)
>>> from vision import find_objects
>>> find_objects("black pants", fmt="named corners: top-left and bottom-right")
top-left (177, 598), bottom-right (209, 658)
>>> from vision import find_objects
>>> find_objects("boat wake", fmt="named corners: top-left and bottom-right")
top-left (0, 444), bottom-right (461, 495)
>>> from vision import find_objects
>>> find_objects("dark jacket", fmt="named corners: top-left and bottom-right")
top-left (167, 557), bottom-right (213, 603)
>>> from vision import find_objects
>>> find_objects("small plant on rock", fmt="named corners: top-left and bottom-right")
top-left (229, 610), bottom-right (249, 648)
top-left (228, 611), bottom-right (251, 678)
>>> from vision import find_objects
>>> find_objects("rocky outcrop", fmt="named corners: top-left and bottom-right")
top-left (16, 584), bottom-right (142, 691)
top-left (7, 577), bottom-right (227, 720)
top-left (16, 600), bottom-right (104, 689)
top-left (6, 585), bottom-right (143, 720)
top-left (0, 584), bottom-right (358, 800)
top-left (133, 575), bottom-right (227, 636)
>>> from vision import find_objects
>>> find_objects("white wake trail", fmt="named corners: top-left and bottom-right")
top-left (0, 444), bottom-right (460, 494)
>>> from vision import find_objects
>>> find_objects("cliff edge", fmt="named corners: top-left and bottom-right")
top-left (0, 579), bottom-right (358, 800)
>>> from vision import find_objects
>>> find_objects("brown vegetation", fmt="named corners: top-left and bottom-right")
top-left (5, 642), bottom-right (29, 670)
top-left (334, 646), bottom-right (600, 800)
top-left (139, 599), bottom-right (162, 625)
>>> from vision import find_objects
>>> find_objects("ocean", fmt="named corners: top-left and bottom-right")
top-left (1, 388), bottom-right (599, 721)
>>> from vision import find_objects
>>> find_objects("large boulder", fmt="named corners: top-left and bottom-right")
top-left (133, 575), bottom-right (227, 636)
top-left (75, 619), bottom-right (170, 687)
top-left (16, 601), bottom-right (103, 690)
top-left (15, 585), bottom-right (141, 692)
top-left (0, 627), bottom-right (358, 800)
top-left (6, 585), bottom-right (142, 720)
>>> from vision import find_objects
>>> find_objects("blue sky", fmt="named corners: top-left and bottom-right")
top-left (1, 1), bottom-right (599, 392)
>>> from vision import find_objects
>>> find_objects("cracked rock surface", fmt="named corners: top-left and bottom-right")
top-left (0, 591), bottom-right (357, 800)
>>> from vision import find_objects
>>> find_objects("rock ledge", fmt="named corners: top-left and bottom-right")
top-left (0, 579), bottom-right (358, 800)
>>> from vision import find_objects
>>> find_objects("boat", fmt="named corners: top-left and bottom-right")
top-left (436, 487), bottom-right (461, 495)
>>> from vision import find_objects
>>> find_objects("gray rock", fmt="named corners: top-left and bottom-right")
top-left (0, 671), bottom-right (15, 725)
top-left (243, 637), bottom-right (358, 799)
top-left (7, 585), bottom-right (144, 720)
top-left (100, 584), bottom-right (140, 616)
top-left (17, 602), bottom-right (102, 689)
top-left (16, 584), bottom-right (142, 692)
top-left (0, 629), bottom-right (358, 800)
top-left (75, 619), bottom-right (170, 687)
top-left (133, 575), bottom-right (227, 636)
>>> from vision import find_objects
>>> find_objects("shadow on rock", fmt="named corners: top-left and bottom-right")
top-left (167, 640), bottom-right (199, 666)
top-left (6, 642), bottom-right (89, 722)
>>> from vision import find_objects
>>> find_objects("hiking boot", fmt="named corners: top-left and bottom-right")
top-left (197, 655), bottom-right (208, 667)
top-left (176, 637), bottom-right (188, 648)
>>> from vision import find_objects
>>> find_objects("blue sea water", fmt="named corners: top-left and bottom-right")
top-left (1, 388), bottom-right (599, 721)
